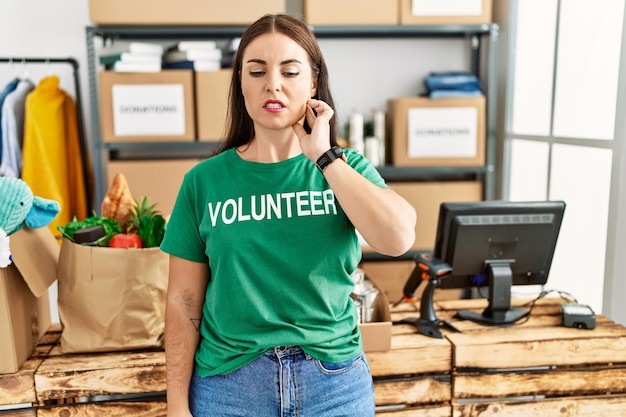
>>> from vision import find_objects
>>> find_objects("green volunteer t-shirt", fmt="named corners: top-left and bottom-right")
top-left (160, 147), bottom-right (387, 376)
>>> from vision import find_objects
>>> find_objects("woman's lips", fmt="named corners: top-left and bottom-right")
top-left (264, 100), bottom-right (285, 111)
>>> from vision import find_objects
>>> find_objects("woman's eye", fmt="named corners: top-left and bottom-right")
top-left (283, 71), bottom-right (299, 78)
top-left (249, 71), bottom-right (265, 77)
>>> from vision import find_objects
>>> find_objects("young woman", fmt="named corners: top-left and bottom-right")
top-left (161, 13), bottom-right (416, 417)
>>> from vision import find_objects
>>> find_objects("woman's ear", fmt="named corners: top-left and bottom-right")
top-left (311, 78), bottom-right (318, 97)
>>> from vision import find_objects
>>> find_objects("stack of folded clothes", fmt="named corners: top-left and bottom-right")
top-left (424, 71), bottom-right (483, 98)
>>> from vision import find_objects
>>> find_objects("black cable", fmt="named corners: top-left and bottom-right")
top-left (513, 288), bottom-right (579, 325)
top-left (392, 287), bottom-right (581, 327)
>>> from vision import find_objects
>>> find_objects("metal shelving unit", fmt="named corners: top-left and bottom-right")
top-left (85, 23), bottom-right (498, 211)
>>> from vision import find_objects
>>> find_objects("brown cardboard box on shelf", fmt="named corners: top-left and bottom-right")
top-left (361, 181), bottom-right (483, 254)
top-left (89, 0), bottom-right (285, 25)
top-left (387, 95), bottom-right (486, 167)
top-left (0, 227), bottom-right (58, 374)
top-left (196, 69), bottom-right (232, 142)
top-left (99, 70), bottom-right (196, 143)
top-left (304, 0), bottom-right (398, 25)
top-left (399, 0), bottom-right (492, 25)
top-left (106, 159), bottom-right (201, 215)
top-left (357, 276), bottom-right (392, 352)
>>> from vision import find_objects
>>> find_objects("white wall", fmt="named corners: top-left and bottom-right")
top-left (1, 1), bottom-right (92, 323)
top-left (0, 1), bottom-right (92, 135)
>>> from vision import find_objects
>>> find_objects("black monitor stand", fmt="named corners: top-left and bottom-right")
top-left (399, 278), bottom-right (461, 339)
top-left (455, 261), bottom-right (530, 325)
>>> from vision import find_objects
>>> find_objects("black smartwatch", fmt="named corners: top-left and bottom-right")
top-left (315, 146), bottom-right (344, 172)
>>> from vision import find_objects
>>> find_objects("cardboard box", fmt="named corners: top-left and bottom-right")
top-left (89, 0), bottom-right (285, 25)
top-left (399, 0), bottom-right (492, 25)
top-left (0, 227), bottom-right (58, 374)
top-left (304, 0), bottom-right (398, 25)
top-left (387, 96), bottom-right (486, 167)
top-left (196, 70), bottom-right (232, 142)
top-left (106, 159), bottom-right (201, 215)
top-left (358, 277), bottom-right (392, 352)
top-left (362, 181), bottom-right (483, 254)
top-left (99, 70), bottom-right (196, 143)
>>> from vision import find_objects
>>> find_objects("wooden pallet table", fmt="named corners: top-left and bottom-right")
top-left (373, 319), bottom-right (452, 415)
top-left (441, 298), bottom-right (626, 417)
top-left (1, 321), bottom-right (451, 416)
top-left (0, 329), bottom-right (59, 416)
top-left (1, 298), bottom-right (625, 416)
top-left (373, 301), bottom-right (452, 416)
top-left (0, 324), bottom-right (167, 416)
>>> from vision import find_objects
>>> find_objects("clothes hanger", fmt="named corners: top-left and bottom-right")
top-left (21, 58), bottom-right (29, 82)
top-left (45, 58), bottom-right (52, 76)
top-left (9, 58), bottom-right (19, 82)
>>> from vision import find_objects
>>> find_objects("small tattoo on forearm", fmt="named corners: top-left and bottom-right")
top-left (190, 318), bottom-right (201, 332)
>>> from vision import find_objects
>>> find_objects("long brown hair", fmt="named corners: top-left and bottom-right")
top-left (217, 14), bottom-right (338, 154)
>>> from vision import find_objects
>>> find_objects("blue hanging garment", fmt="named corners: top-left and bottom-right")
top-left (0, 78), bottom-right (19, 164)
top-left (0, 79), bottom-right (34, 177)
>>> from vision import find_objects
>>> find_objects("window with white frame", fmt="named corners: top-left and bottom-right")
top-left (504, 0), bottom-right (624, 312)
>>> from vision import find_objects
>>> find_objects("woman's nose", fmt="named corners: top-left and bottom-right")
top-left (265, 72), bottom-right (281, 92)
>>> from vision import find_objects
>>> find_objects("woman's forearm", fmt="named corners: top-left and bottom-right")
top-left (165, 257), bottom-right (209, 415)
top-left (165, 292), bottom-right (201, 413)
top-left (323, 160), bottom-right (417, 256)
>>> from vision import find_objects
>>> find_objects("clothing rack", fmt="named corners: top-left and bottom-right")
top-left (0, 57), bottom-right (92, 212)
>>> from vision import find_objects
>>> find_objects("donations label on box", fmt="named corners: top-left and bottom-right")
top-left (99, 70), bottom-right (195, 142)
top-left (407, 106), bottom-right (478, 158)
top-left (411, 0), bottom-right (484, 17)
top-left (387, 96), bottom-right (485, 167)
top-left (112, 84), bottom-right (186, 137)
top-left (400, 0), bottom-right (492, 25)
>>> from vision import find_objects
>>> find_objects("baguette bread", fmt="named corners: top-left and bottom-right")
top-left (101, 172), bottom-right (135, 226)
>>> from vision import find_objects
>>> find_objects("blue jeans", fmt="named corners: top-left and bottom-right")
top-left (189, 346), bottom-right (375, 416)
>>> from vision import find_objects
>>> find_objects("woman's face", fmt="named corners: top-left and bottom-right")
top-left (240, 32), bottom-right (317, 132)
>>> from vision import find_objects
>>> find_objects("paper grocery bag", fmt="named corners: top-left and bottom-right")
top-left (57, 238), bottom-right (168, 353)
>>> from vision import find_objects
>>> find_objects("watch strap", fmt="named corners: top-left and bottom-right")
top-left (316, 146), bottom-right (344, 172)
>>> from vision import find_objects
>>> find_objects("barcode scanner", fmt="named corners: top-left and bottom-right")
top-left (395, 251), bottom-right (461, 339)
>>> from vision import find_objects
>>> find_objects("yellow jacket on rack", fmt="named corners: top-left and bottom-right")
top-left (22, 75), bottom-right (88, 238)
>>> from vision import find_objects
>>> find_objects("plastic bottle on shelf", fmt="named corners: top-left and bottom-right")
top-left (349, 111), bottom-right (364, 154)
top-left (373, 110), bottom-right (386, 165)
top-left (365, 136), bottom-right (382, 166)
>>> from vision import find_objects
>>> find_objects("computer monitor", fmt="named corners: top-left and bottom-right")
top-left (433, 200), bottom-right (566, 325)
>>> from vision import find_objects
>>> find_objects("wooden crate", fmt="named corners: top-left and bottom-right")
top-left (442, 298), bottom-right (626, 416)
top-left (372, 302), bottom-right (452, 412)
top-left (3, 299), bottom-right (626, 416)
top-left (0, 329), bottom-right (59, 407)
top-left (0, 324), bottom-right (167, 413)
top-left (377, 404), bottom-right (451, 416)
top-left (37, 400), bottom-right (167, 417)
top-left (35, 349), bottom-right (166, 403)
top-left (452, 395), bottom-right (626, 416)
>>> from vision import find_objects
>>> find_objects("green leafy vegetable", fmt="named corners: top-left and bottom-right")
top-left (57, 212), bottom-right (122, 246)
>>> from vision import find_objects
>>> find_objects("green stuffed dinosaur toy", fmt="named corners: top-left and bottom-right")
top-left (0, 177), bottom-right (60, 268)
